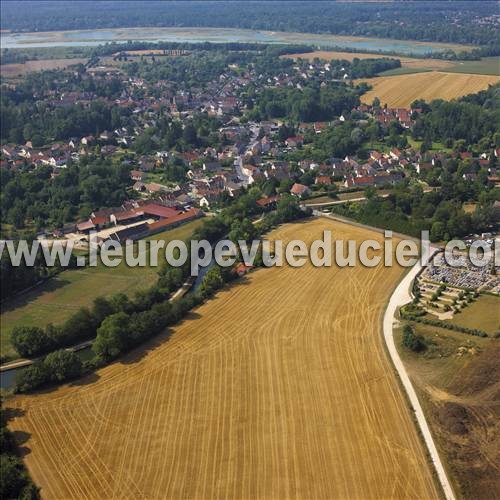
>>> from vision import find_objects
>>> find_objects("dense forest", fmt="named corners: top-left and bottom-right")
top-left (248, 84), bottom-right (361, 123)
top-left (2, 1), bottom-right (498, 47)
top-left (0, 157), bottom-right (131, 230)
top-left (411, 85), bottom-right (500, 146)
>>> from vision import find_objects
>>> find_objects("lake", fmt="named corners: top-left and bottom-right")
top-left (0, 27), bottom-right (473, 55)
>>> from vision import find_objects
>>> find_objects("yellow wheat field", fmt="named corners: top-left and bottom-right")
top-left (8, 219), bottom-right (439, 499)
top-left (281, 50), bottom-right (455, 70)
top-left (358, 71), bottom-right (500, 108)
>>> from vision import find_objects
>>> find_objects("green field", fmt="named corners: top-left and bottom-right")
top-left (0, 219), bottom-right (203, 358)
top-left (443, 294), bottom-right (500, 335)
top-left (407, 137), bottom-right (452, 153)
top-left (446, 57), bottom-right (500, 76)
top-left (378, 67), bottom-right (432, 77)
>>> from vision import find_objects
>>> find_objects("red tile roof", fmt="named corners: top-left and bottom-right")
top-left (147, 208), bottom-right (203, 232)
top-left (256, 195), bottom-right (281, 207)
top-left (141, 203), bottom-right (180, 219)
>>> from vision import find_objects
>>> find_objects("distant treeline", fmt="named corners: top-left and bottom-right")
top-left (2, 1), bottom-right (498, 47)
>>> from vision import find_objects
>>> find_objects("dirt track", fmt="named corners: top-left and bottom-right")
top-left (8, 218), bottom-right (439, 499)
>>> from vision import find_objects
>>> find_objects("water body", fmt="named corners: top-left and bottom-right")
top-left (0, 28), bottom-right (466, 55)
top-left (0, 346), bottom-right (95, 391)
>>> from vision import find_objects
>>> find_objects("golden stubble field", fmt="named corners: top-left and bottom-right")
top-left (0, 58), bottom-right (88, 78)
top-left (8, 219), bottom-right (440, 499)
top-left (281, 50), bottom-right (455, 70)
top-left (358, 71), bottom-right (500, 108)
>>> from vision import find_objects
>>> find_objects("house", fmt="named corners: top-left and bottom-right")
top-left (290, 183), bottom-right (310, 198)
top-left (416, 162), bottom-right (433, 175)
top-left (140, 203), bottom-right (180, 219)
top-left (176, 193), bottom-right (193, 206)
top-left (285, 136), bottom-right (304, 148)
top-left (225, 181), bottom-right (243, 197)
top-left (130, 170), bottom-right (144, 181)
top-left (52, 223), bottom-right (77, 238)
top-left (315, 175), bottom-right (332, 186)
top-left (234, 262), bottom-right (253, 277)
top-left (241, 164), bottom-right (260, 177)
top-left (389, 148), bottom-right (403, 161)
top-left (90, 215), bottom-right (109, 229)
top-left (256, 194), bottom-right (281, 209)
top-left (145, 183), bottom-right (167, 194)
top-left (147, 208), bottom-right (204, 235)
top-left (344, 175), bottom-right (375, 189)
top-left (314, 122), bottom-right (327, 134)
top-left (110, 223), bottom-right (150, 243)
top-left (133, 181), bottom-right (146, 192)
top-left (203, 161), bottom-right (221, 172)
top-left (76, 220), bottom-right (96, 233)
top-left (111, 209), bottom-right (143, 225)
top-left (81, 136), bottom-right (95, 146)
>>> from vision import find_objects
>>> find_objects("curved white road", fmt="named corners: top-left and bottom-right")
top-left (383, 253), bottom-right (456, 500)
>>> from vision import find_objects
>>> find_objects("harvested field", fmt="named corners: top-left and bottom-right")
top-left (358, 71), bottom-right (500, 108)
top-left (7, 219), bottom-right (439, 499)
top-left (282, 50), bottom-right (454, 70)
top-left (0, 58), bottom-right (87, 78)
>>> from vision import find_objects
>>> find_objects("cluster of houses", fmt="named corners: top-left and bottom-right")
top-left (1, 51), bottom-right (499, 240)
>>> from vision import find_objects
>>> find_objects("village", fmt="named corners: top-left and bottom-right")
top-left (1, 51), bottom-right (499, 249)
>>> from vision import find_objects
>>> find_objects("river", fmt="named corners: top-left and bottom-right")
top-left (0, 27), bottom-right (470, 55)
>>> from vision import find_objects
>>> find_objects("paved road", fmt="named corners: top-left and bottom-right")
top-left (234, 123), bottom-right (260, 186)
top-left (383, 249), bottom-right (456, 500)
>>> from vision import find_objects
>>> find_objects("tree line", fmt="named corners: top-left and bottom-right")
top-left (0, 398), bottom-right (40, 499)
top-left (3, 1), bottom-right (498, 47)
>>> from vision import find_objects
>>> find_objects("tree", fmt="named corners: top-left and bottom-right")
top-left (364, 186), bottom-right (377, 200)
top-left (92, 296), bottom-right (116, 325)
top-left (430, 221), bottom-right (446, 242)
top-left (199, 267), bottom-right (224, 298)
top-left (0, 455), bottom-right (37, 499)
top-left (402, 324), bottom-right (426, 352)
top-left (62, 307), bottom-right (96, 344)
top-left (93, 312), bottom-right (131, 360)
top-left (229, 218), bottom-right (256, 243)
top-left (14, 362), bottom-right (49, 393)
top-left (11, 326), bottom-right (53, 358)
top-left (43, 350), bottom-right (83, 382)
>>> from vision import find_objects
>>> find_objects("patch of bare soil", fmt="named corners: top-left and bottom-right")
top-left (406, 337), bottom-right (500, 499)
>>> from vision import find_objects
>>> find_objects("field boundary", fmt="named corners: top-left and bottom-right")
top-left (382, 249), bottom-right (455, 500)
